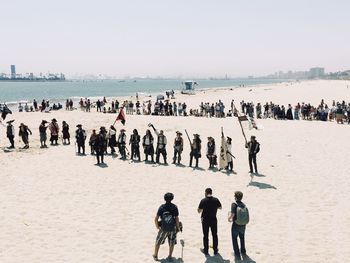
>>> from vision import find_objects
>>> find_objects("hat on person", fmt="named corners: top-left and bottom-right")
top-left (176, 131), bottom-right (182, 135)
top-left (52, 118), bottom-right (57, 122)
top-left (6, 120), bottom-right (15, 124)
top-left (120, 128), bottom-right (126, 132)
top-left (193, 134), bottom-right (200, 137)
top-left (227, 136), bottom-right (232, 141)
top-left (76, 124), bottom-right (82, 127)
top-left (42, 120), bottom-right (48, 124)
top-left (251, 135), bottom-right (256, 139)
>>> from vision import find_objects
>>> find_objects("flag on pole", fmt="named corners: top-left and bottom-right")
top-left (219, 131), bottom-right (228, 169)
top-left (115, 107), bottom-right (126, 125)
top-left (238, 115), bottom-right (248, 122)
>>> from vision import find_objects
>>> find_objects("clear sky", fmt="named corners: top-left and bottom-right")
top-left (1, 0), bottom-right (349, 78)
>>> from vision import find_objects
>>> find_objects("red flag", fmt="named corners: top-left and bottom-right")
top-left (116, 108), bottom-right (126, 125)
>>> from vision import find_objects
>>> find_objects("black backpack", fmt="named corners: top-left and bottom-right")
top-left (161, 210), bottom-right (176, 232)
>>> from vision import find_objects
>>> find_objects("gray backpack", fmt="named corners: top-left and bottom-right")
top-left (235, 203), bottom-right (249, 225)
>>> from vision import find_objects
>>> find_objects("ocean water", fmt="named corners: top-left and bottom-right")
top-left (0, 78), bottom-right (282, 105)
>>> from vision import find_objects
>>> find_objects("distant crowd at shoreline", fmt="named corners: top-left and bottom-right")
top-left (11, 93), bottom-right (350, 124)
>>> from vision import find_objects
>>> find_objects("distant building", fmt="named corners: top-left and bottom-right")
top-left (10, 65), bottom-right (16, 79)
top-left (309, 67), bottom-right (325, 78)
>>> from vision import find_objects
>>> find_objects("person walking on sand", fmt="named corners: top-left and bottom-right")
top-left (39, 120), bottom-right (49, 148)
top-left (172, 131), bottom-right (183, 164)
top-left (198, 188), bottom-right (222, 256)
top-left (19, 123), bottom-right (32, 149)
top-left (228, 191), bottom-right (250, 261)
top-left (75, 124), bottom-right (86, 155)
top-left (153, 192), bottom-right (181, 262)
top-left (245, 136), bottom-right (260, 174)
top-left (62, 121), bottom-right (70, 145)
top-left (6, 120), bottom-right (15, 149)
top-left (49, 118), bottom-right (59, 145)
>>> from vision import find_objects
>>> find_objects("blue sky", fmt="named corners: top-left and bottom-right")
top-left (1, 0), bottom-right (349, 77)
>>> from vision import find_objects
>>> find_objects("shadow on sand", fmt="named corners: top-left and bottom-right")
top-left (94, 163), bottom-right (108, 168)
top-left (247, 181), bottom-right (276, 190)
top-left (204, 254), bottom-right (230, 263)
top-left (159, 257), bottom-right (184, 263)
top-left (238, 254), bottom-right (257, 263)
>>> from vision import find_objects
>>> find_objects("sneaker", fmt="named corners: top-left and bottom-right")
top-left (200, 248), bottom-right (209, 256)
top-left (166, 256), bottom-right (174, 262)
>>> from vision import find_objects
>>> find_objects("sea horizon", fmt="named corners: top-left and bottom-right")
top-left (0, 78), bottom-right (284, 106)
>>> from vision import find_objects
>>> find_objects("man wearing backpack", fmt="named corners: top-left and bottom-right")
top-left (153, 192), bottom-right (180, 261)
top-left (197, 188), bottom-right (222, 256)
top-left (228, 191), bottom-right (249, 260)
top-left (245, 135), bottom-right (260, 174)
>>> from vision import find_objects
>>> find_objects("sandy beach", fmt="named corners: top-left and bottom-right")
top-left (1, 79), bottom-right (350, 263)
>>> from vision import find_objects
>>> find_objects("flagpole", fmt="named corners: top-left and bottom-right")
top-left (233, 104), bottom-right (248, 145)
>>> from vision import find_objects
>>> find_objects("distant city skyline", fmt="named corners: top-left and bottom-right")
top-left (1, 0), bottom-right (349, 77)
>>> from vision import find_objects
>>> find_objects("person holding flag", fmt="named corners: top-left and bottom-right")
top-left (219, 129), bottom-right (228, 170)
top-left (149, 124), bottom-right (167, 165)
top-left (226, 137), bottom-right (234, 172)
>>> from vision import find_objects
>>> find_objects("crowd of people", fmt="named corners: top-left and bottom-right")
top-left (1, 118), bottom-right (261, 174)
top-left (241, 99), bottom-right (350, 123)
top-left (13, 93), bottom-right (350, 125)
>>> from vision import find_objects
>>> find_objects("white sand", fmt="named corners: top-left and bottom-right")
top-left (0, 80), bottom-right (350, 263)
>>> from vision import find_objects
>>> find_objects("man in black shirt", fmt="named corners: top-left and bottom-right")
top-left (245, 135), bottom-right (260, 174)
top-left (198, 188), bottom-right (222, 256)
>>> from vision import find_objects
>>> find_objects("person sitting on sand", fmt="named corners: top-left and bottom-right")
top-left (153, 192), bottom-right (181, 262)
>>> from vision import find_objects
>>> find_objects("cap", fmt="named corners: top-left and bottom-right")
top-left (76, 124), bottom-right (82, 127)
